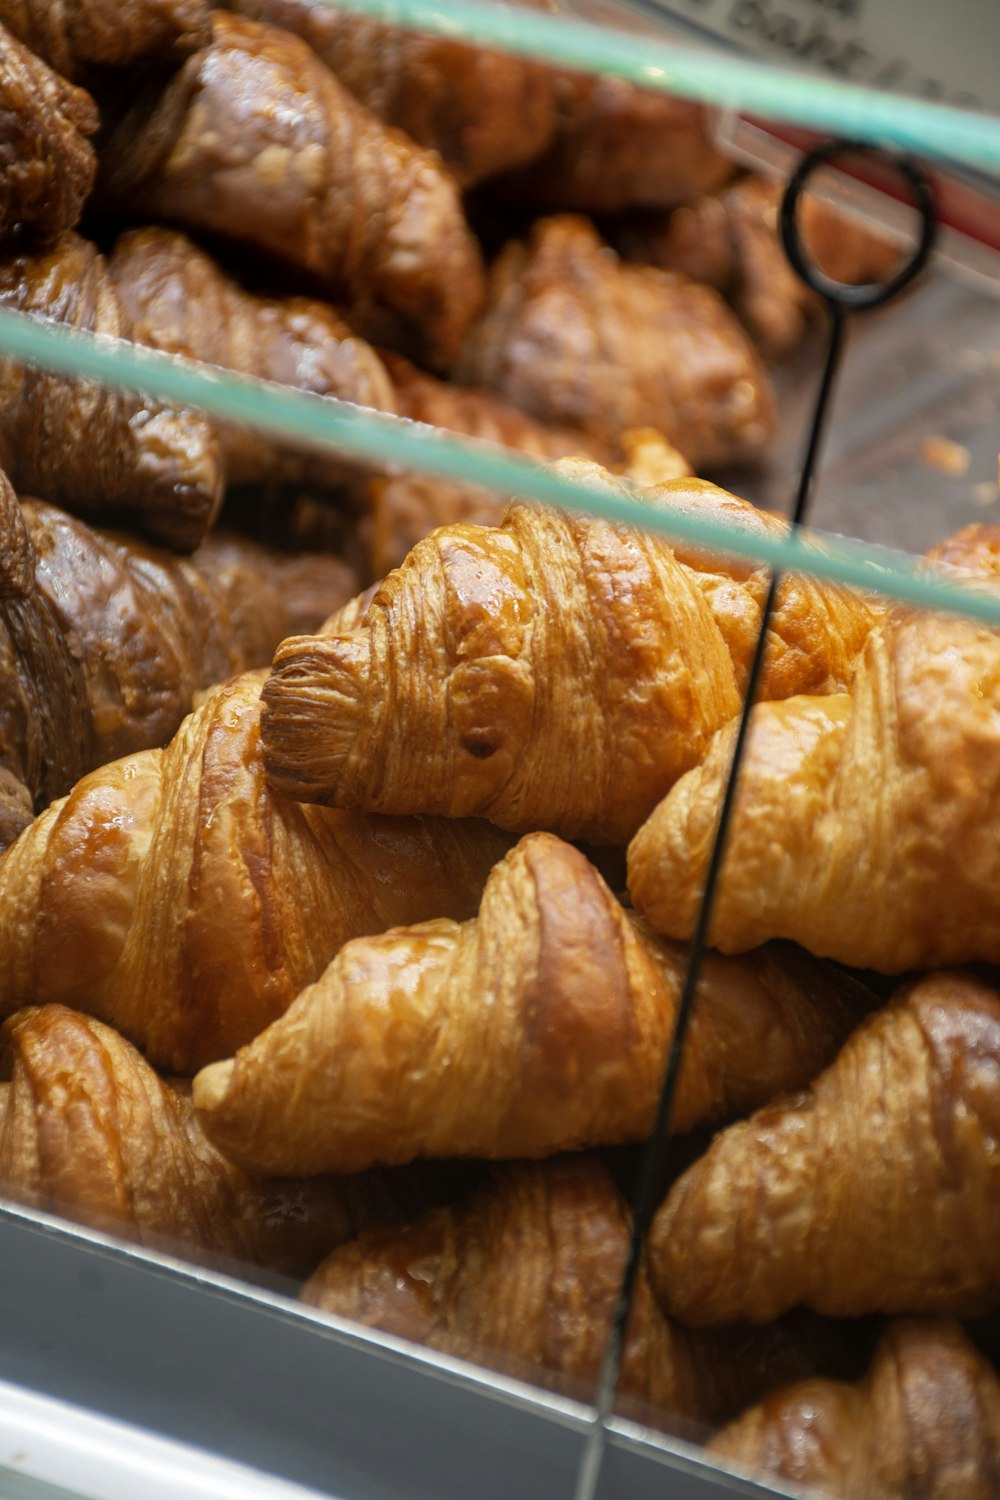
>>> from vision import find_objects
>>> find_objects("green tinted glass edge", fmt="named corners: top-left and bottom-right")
top-left (307, 0), bottom-right (1000, 171)
top-left (3, 306), bottom-right (999, 626)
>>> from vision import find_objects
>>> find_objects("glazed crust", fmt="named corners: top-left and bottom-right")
top-left (0, 475), bottom-right (355, 829)
top-left (629, 605), bottom-right (1000, 971)
top-left (302, 1157), bottom-right (854, 1431)
top-left (0, 21), bottom-right (97, 246)
top-left (222, 0), bottom-right (557, 186)
top-left (0, 0), bottom-right (211, 78)
top-left (494, 73), bottom-right (733, 213)
top-left (261, 463), bottom-right (875, 842)
top-left (0, 233), bottom-right (223, 551)
top-left (192, 831), bottom-right (870, 1176)
top-left (648, 972), bottom-right (1000, 1324)
top-left (0, 671), bottom-right (510, 1073)
top-left (99, 12), bottom-right (486, 369)
top-left (109, 227), bottom-right (398, 488)
top-left (455, 216), bottom-right (774, 468)
top-left (709, 1321), bottom-right (1000, 1500)
top-left (0, 1004), bottom-right (436, 1275)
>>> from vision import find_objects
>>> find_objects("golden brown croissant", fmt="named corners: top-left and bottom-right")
top-left (221, 0), bottom-right (558, 186)
top-left (617, 175), bottom-right (899, 361)
top-left (648, 971), bottom-right (1000, 1326)
top-left (493, 73), bottom-right (734, 214)
top-left (108, 226), bottom-right (398, 488)
top-left (708, 1320), bottom-right (1000, 1499)
top-left (0, 0), bottom-right (211, 78)
top-left (455, 216), bottom-right (774, 468)
top-left (0, 671), bottom-right (510, 1073)
top-left (301, 1156), bottom-right (858, 1432)
top-left (0, 1003), bottom-right (444, 1276)
top-left (193, 831), bottom-right (870, 1176)
top-left (99, 12), bottom-right (486, 369)
top-left (261, 463), bottom-right (875, 842)
top-left (0, 476), bottom-right (356, 828)
top-left (0, 233), bottom-right (223, 550)
top-left (629, 604), bottom-right (1000, 972)
top-left (0, 21), bottom-right (97, 245)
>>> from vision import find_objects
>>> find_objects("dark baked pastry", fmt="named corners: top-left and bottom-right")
top-left (0, 233), bottom-right (223, 550)
top-left (99, 12), bottom-right (487, 369)
top-left (455, 215), bottom-right (774, 468)
top-left (0, 21), bottom-right (97, 245)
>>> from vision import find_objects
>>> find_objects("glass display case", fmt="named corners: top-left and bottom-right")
top-left (0, 2), bottom-right (998, 1497)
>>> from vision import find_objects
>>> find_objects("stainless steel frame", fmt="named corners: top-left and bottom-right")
top-left (0, 1201), bottom-right (791, 1500)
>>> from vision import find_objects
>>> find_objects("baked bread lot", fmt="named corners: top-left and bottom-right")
top-left (2, 3), bottom-right (998, 1495)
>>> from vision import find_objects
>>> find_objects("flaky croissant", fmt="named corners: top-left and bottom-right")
top-left (0, 475), bottom-right (355, 834)
top-left (222, 0), bottom-right (558, 186)
top-left (617, 175), bottom-right (899, 361)
top-left (0, 0), bottom-right (211, 78)
top-left (0, 1004), bottom-right (438, 1276)
top-left (261, 463), bottom-right (875, 843)
top-left (0, 21), bottom-right (97, 246)
top-left (0, 233), bottom-right (223, 550)
top-left (193, 831), bottom-right (870, 1176)
top-left (455, 215), bottom-right (774, 468)
top-left (708, 1320), bottom-right (1000, 1499)
top-left (302, 1156), bottom-right (856, 1432)
top-left (99, 12), bottom-right (486, 369)
top-left (0, 671), bottom-right (510, 1073)
top-left (629, 604), bottom-right (1000, 971)
top-left (648, 971), bottom-right (1000, 1326)
top-left (109, 226), bottom-right (397, 489)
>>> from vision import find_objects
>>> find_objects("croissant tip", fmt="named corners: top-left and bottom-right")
top-left (192, 1059), bottom-right (235, 1114)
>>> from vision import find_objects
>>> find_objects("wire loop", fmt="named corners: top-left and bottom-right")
top-left (779, 137), bottom-right (938, 310)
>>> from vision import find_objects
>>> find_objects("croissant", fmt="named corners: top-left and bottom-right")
top-left (192, 831), bottom-right (870, 1176)
top-left (648, 971), bottom-right (1000, 1326)
top-left (629, 604), bottom-right (1000, 971)
top-left (0, 475), bottom-right (356, 832)
top-left (99, 12), bottom-right (486, 370)
top-left (708, 1320), bottom-right (1000, 1499)
top-left (455, 216), bottom-right (774, 468)
top-left (492, 73), bottom-right (734, 214)
top-left (0, 1003), bottom-right (442, 1277)
top-left (0, 233), bottom-right (223, 551)
top-left (617, 175), bottom-right (899, 361)
top-left (0, 0), bottom-right (211, 78)
top-left (261, 462), bottom-right (876, 842)
top-left (221, 0), bottom-right (558, 186)
top-left (0, 670), bottom-right (510, 1073)
top-left (301, 1156), bottom-right (859, 1432)
top-left (108, 226), bottom-right (398, 488)
top-left (0, 21), bottom-right (97, 246)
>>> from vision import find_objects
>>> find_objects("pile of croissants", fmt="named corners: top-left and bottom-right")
top-left (1, 2), bottom-right (996, 1497)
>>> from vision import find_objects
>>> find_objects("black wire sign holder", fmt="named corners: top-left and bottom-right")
top-left (574, 139), bottom-right (938, 1500)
